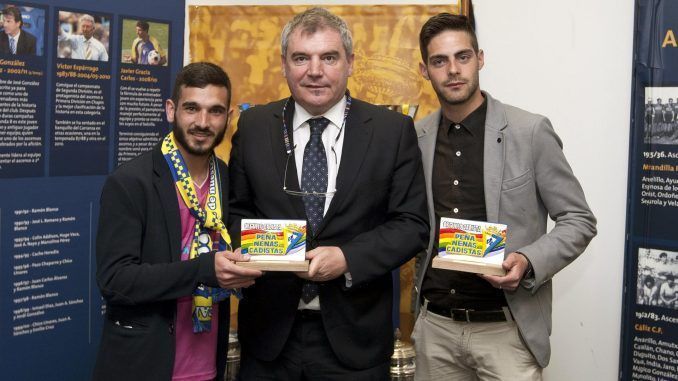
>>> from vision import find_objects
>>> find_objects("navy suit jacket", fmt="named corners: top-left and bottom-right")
top-left (229, 97), bottom-right (429, 369)
top-left (0, 29), bottom-right (36, 55)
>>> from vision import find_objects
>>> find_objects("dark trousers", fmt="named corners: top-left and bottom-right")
top-left (238, 310), bottom-right (390, 381)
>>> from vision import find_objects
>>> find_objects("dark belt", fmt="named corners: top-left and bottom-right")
top-left (426, 303), bottom-right (510, 322)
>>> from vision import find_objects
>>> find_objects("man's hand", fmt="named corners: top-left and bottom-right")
top-left (296, 246), bottom-right (348, 282)
top-left (214, 247), bottom-right (262, 289)
top-left (480, 252), bottom-right (529, 291)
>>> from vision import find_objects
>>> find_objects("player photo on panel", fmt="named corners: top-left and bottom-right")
top-left (644, 87), bottom-right (678, 145)
top-left (0, 3), bottom-right (45, 56)
top-left (121, 18), bottom-right (168, 66)
top-left (57, 11), bottom-right (110, 61)
top-left (637, 247), bottom-right (678, 310)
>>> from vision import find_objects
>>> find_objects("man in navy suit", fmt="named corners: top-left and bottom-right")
top-left (229, 7), bottom-right (429, 380)
top-left (0, 7), bottom-right (36, 55)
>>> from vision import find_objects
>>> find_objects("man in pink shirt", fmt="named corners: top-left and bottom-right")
top-left (94, 62), bottom-right (261, 381)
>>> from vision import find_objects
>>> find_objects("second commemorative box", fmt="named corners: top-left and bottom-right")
top-left (432, 217), bottom-right (507, 276)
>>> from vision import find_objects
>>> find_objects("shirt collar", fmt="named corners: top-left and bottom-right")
top-left (292, 96), bottom-right (347, 132)
top-left (441, 95), bottom-right (488, 136)
top-left (8, 29), bottom-right (20, 40)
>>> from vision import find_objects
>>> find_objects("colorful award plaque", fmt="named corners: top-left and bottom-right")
top-left (237, 219), bottom-right (309, 271)
top-left (432, 217), bottom-right (507, 276)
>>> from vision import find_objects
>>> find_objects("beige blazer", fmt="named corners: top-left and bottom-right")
top-left (414, 91), bottom-right (597, 367)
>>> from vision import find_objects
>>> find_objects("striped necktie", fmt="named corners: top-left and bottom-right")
top-left (9, 37), bottom-right (16, 55)
top-left (85, 40), bottom-right (92, 60)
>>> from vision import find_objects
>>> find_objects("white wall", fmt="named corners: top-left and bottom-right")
top-left (185, 1), bottom-right (635, 379)
top-left (473, 1), bottom-right (634, 380)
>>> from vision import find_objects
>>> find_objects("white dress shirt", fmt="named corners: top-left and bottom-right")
top-left (292, 96), bottom-right (346, 214)
top-left (58, 32), bottom-right (109, 61)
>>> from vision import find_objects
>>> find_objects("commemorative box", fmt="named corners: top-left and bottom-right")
top-left (432, 217), bottom-right (507, 276)
top-left (236, 219), bottom-right (309, 271)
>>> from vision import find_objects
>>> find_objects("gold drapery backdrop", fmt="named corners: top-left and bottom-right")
top-left (188, 3), bottom-right (464, 340)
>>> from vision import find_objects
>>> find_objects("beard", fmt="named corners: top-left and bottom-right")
top-left (172, 119), bottom-right (226, 157)
top-left (434, 73), bottom-right (480, 106)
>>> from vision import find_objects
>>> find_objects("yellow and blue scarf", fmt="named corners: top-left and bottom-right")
top-left (161, 132), bottom-right (232, 333)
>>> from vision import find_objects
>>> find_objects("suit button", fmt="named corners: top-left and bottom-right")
top-left (168, 323), bottom-right (175, 335)
top-left (453, 208), bottom-right (459, 214)
top-left (450, 289), bottom-right (456, 294)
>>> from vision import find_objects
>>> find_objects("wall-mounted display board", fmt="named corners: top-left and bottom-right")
top-left (621, 1), bottom-right (678, 379)
top-left (0, 0), bottom-right (184, 379)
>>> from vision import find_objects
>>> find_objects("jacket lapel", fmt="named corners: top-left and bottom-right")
top-left (152, 145), bottom-right (182, 262)
top-left (483, 92), bottom-right (508, 223)
top-left (319, 100), bottom-right (373, 231)
top-left (417, 109), bottom-right (440, 241)
top-left (269, 99), bottom-right (307, 219)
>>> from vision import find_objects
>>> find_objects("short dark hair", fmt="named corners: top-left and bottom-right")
top-left (281, 7), bottom-right (353, 57)
top-left (644, 275), bottom-right (655, 287)
top-left (660, 252), bottom-right (668, 258)
top-left (136, 20), bottom-right (149, 32)
top-left (2, 6), bottom-right (23, 28)
top-left (171, 62), bottom-right (232, 108)
top-left (419, 13), bottom-right (477, 62)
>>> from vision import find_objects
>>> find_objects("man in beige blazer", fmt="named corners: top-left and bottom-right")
top-left (412, 13), bottom-right (597, 380)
